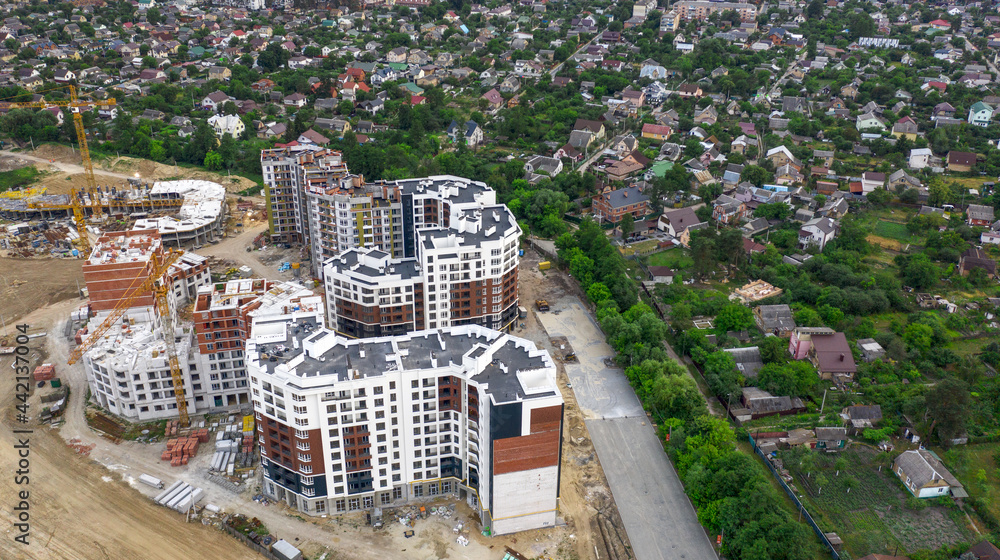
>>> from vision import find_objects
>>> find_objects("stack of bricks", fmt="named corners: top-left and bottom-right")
top-left (192, 428), bottom-right (209, 443)
top-left (161, 436), bottom-right (201, 467)
top-left (32, 364), bottom-right (56, 382)
top-left (165, 420), bottom-right (180, 437)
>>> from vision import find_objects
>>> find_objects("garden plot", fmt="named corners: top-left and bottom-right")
top-left (783, 446), bottom-right (973, 558)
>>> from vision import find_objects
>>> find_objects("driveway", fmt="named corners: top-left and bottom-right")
top-left (537, 297), bottom-right (718, 560)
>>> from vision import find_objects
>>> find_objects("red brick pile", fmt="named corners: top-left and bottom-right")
top-left (32, 364), bottom-right (56, 381)
top-left (161, 429), bottom-right (208, 467)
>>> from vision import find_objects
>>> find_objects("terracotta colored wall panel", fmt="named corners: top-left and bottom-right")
top-left (530, 405), bottom-right (562, 433)
top-left (493, 430), bottom-right (560, 475)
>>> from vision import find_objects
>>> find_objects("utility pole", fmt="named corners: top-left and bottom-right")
top-left (819, 388), bottom-right (828, 415)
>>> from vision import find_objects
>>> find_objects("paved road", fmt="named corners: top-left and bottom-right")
top-left (589, 418), bottom-right (718, 560)
top-left (0, 149), bottom-right (134, 180)
top-left (537, 297), bottom-right (718, 560)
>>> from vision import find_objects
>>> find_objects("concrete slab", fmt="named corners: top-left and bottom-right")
top-left (588, 417), bottom-right (718, 560)
top-left (536, 299), bottom-right (644, 420)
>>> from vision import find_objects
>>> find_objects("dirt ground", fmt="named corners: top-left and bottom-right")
top-left (0, 257), bottom-right (84, 338)
top-left (0, 233), bottom-right (629, 560)
top-left (6, 144), bottom-right (260, 196)
top-left (0, 300), bottom-right (258, 560)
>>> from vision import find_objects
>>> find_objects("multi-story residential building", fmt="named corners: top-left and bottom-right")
top-left (192, 279), bottom-right (322, 408)
top-left (673, 0), bottom-right (757, 21)
top-left (260, 146), bottom-right (353, 244)
top-left (248, 319), bottom-right (563, 535)
top-left (324, 199), bottom-right (521, 337)
top-left (81, 233), bottom-right (321, 421)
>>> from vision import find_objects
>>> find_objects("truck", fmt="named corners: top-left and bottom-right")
top-left (535, 300), bottom-right (550, 312)
top-left (138, 473), bottom-right (164, 489)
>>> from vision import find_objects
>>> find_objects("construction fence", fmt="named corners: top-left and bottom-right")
top-left (748, 433), bottom-right (841, 560)
top-left (219, 519), bottom-right (289, 560)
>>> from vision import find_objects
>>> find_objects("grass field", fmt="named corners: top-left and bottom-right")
top-left (646, 249), bottom-right (694, 270)
top-left (0, 166), bottom-right (41, 192)
top-left (873, 221), bottom-right (921, 244)
top-left (942, 443), bottom-right (1000, 524)
top-left (783, 446), bottom-right (973, 558)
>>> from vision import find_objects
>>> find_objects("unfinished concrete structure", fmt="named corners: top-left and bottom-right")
top-left (192, 279), bottom-right (322, 408)
top-left (248, 320), bottom-right (563, 535)
top-left (132, 180), bottom-right (228, 246)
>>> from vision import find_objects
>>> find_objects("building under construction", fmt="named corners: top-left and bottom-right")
top-left (0, 179), bottom-right (227, 248)
top-left (78, 230), bottom-right (321, 421)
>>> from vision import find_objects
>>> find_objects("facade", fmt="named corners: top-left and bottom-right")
top-left (893, 449), bottom-right (965, 499)
top-left (798, 217), bottom-right (837, 251)
top-left (260, 146), bottom-right (353, 244)
top-left (591, 186), bottom-right (650, 223)
top-left (192, 279), bottom-right (322, 409)
top-left (324, 200), bottom-right (521, 336)
top-left (969, 101), bottom-right (993, 127)
top-left (249, 321), bottom-right (563, 535)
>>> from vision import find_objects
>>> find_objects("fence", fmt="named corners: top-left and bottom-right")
top-left (219, 518), bottom-right (288, 560)
top-left (748, 433), bottom-right (841, 559)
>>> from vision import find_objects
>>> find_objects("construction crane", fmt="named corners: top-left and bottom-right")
top-left (3, 85), bottom-right (116, 255)
top-left (67, 248), bottom-right (191, 426)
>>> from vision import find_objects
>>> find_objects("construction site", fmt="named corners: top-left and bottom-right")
top-left (0, 93), bottom-right (635, 558)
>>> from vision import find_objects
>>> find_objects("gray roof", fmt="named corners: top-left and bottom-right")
top-left (845, 404), bottom-right (882, 421)
top-left (420, 205), bottom-right (519, 251)
top-left (968, 204), bottom-right (995, 221)
top-left (604, 186), bottom-right (649, 210)
top-left (894, 449), bottom-right (962, 490)
top-left (815, 427), bottom-right (847, 441)
top-left (252, 320), bottom-right (552, 405)
top-left (723, 346), bottom-right (763, 378)
top-left (755, 304), bottom-right (795, 332)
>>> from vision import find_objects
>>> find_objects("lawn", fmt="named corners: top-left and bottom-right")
top-left (873, 221), bottom-right (921, 245)
top-left (0, 166), bottom-right (41, 192)
top-left (646, 249), bottom-right (694, 270)
top-left (782, 446), bottom-right (974, 559)
top-left (941, 443), bottom-right (1000, 526)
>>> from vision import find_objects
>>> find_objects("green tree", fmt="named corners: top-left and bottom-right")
top-left (716, 304), bottom-right (754, 333)
top-left (204, 151), bottom-right (223, 170)
top-left (741, 165), bottom-right (772, 187)
top-left (927, 378), bottom-right (971, 443)
top-left (620, 213), bottom-right (635, 238)
top-left (903, 323), bottom-right (934, 353)
top-left (587, 282), bottom-right (613, 305)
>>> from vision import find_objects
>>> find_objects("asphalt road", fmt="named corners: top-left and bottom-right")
top-left (537, 297), bottom-right (718, 560)
top-left (589, 418), bottom-right (718, 560)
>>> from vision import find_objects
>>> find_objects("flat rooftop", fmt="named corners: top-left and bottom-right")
top-left (133, 180), bottom-right (226, 234)
top-left (86, 230), bottom-right (162, 265)
top-left (250, 322), bottom-right (557, 404)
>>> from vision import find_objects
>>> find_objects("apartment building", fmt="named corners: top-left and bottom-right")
top-left (673, 0), bottom-right (757, 21)
top-left (82, 230), bottom-right (210, 321)
top-left (81, 235), bottom-right (321, 420)
top-left (248, 319), bottom-right (563, 535)
top-left (192, 279), bottom-right (322, 409)
top-left (260, 146), bottom-right (353, 244)
top-left (324, 200), bottom-right (521, 337)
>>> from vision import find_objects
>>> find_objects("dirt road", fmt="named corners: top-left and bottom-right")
top-left (0, 300), bottom-right (260, 560)
top-left (0, 149), bottom-right (134, 181)
top-left (197, 223), bottom-right (274, 279)
top-left (0, 257), bottom-right (84, 339)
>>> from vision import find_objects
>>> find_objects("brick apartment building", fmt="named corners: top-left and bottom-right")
top-left (591, 185), bottom-right (650, 224)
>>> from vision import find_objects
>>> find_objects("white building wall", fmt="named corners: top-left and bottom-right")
top-left (491, 466), bottom-right (560, 535)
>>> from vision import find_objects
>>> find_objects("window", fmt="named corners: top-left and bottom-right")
top-left (413, 485), bottom-right (424, 498)
top-left (349, 498), bottom-right (360, 511)
top-left (393, 487), bottom-right (403, 500)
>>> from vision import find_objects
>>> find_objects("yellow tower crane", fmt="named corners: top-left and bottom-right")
top-left (67, 248), bottom-right (190, 426)
top-left (4, 85), bottom-right (117, 255)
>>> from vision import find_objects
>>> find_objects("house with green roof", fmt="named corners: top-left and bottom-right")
top-left (969, 101), bottom-right (993, 127)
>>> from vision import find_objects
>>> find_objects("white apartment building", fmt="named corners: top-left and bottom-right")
top-left (249, 319), bottom-right (563, 535)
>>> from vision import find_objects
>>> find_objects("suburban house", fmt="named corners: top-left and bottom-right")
top-left (647, 266), bottom-right (676, 284)
top-left (909, 148), bottom-right (934, 169)
top-left (860, 171), bottom-right (886, 193)
top-left (969, 101), bottom-right (993, 127)
top-left (658, 207), bottom-right (706, 246)
top-left (807, 331), bottom-right (857, 382)
top-left (446, 120), bottom-right (484, 147)
top-left (297, 129), bottom-right (330, 145)
top-left (482, 88), bottom-right (504, 111)
top-left (207, 114), bottom-right (245, 138)
top-left (947, 151), bottom-right (977, 173)
top-left (814, 427), bottom-right (848, 452)
top-left (893, 449), bottom-right (967, 499)
top-left (209, 66), bottom-right (231, 81)
top-left (967, 204), bottom-right (995, 226)
top-left (965, 541), bottom-right (1000, 560)
top-left (841, 405), bottom-right (882, 431)
top-left (799, 217), bottom-right (838, 251)
top-left (735, 387), bottom-right (806, 421)
top-left (574, 118), bottom-right (606, 140)
top-left (524, 156), bottom-right (563, 181)
top-left (202, 90), bottom-right (231, 112)
top-left (723, 346), bottom-right (764, 379)
top-left (754, 304), bottom-right (796, 337)
top-left (642, 123), bottom-right (672, 141)
top-left (891, 116), bottom-right (919, 140)
top-left (959, 246), bottom-right (997, 278)
top-left (712, 194), bottom-right (748, 224)
top-left (790, 327), bottom-right (835, 358)
top-left (849, 337), bottom-right (884, 361)
top-left (591, 185), bottom-right (649, 223)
